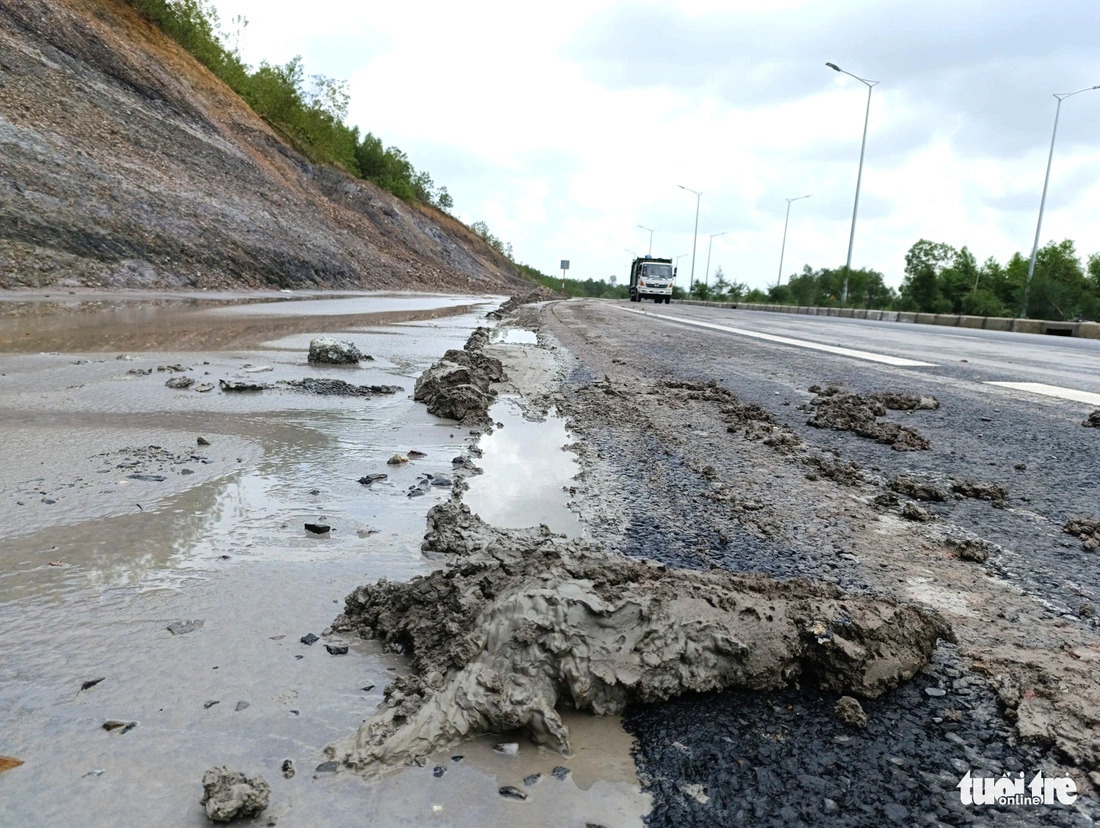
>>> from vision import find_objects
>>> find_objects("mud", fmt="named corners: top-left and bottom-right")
top-left (279, 378), bottom-right (403, 397)
top-left (1064, 518), bottom-right (1100, 551)
top-left (951, 478), bottom-right (1009, 508)
top-left (326, 501), bottom-right (951, 771)
top-left (413, 328), bottom-right (506, 425)
top-left (890, 475), bottom-right (949, 502)
top-left (802, 453), bottom-right (863, 486)
top-left (804, 385), bottom-right (933, 451)
top-left (200, 766), bottom-right (270, 823)
top-left (484, 288), bottom-right (560, 320)
top-left (1083, 411), bottom-right (1100, 428)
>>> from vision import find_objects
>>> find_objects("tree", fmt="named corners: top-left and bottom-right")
top-left (690, 281), bottom-right (712, 300)
top-left (899, 240), bottom-right (955, 313)
top-left (712, 266), bottom-right (730, 299)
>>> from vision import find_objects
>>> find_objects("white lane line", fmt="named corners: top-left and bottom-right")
top-left (613, 306), bottom-right (937, 368)
top-left (984, 382), bottom-right (1100, 407)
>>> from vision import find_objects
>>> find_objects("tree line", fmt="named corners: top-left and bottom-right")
top-left (128, 0), bottom-right (452, 209)
top-left (735, 239), bottom-right (1099, 320)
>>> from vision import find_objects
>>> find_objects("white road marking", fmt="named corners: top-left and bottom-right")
top-left (984, 382), bottom-right (1100, 407)
top-left (613, 306), bottom-right (937, 368)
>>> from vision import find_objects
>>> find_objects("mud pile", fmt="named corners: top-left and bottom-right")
top-left (950, 478), bottom-right (1008, 508)
top-left (803, 385), bottom-right (933, 451)
top-left (485, 288), bottom-right (560, 319)
top-left (1083, 411), bottom-right (1100, 428)
top-left (1064, 518), bottom-right (1100, 551)
top-left (889, 476), bottom-right (948, 502)
top-left (325, 502), bottom-right (952, 772)
top-left (280, 378), bottom-right (402, 397)
top-left (412, 328), bottom-right (504, 424)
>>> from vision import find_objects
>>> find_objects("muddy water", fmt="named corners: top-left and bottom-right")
top-left (0, 293), bottom-right (646, 826)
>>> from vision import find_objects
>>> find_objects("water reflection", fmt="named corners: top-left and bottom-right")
top-left (464, 398), bottom-right (582, 537)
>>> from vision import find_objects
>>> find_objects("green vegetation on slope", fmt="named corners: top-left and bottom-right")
top-left (127, 0), bottom-right (452, 209)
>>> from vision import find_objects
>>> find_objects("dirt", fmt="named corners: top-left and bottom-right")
top-left (200, 766), bottom-right (270, 823)
top-left (326, 501), bottom-right (951, 771)
top-left (412, 328), bottom-right (506, 425)
top-left (803, 385), bottom-right (933, 451)
top-left (279, 378), bottom-right (403, 397)
top-left (951, 478), bottom-right (1009, 508)
top-left (485, 288), bottom-right (561, 319)
top-left (1064, 518), bottom-right (1100, 551)
top-left (1083, 411), bottom-right (1100, 428)
top-left (0, 0), bottom-right (528, 294)
top-left (890, 475), bottom-right (949, 502)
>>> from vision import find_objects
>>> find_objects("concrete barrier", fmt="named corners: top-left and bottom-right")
top-left (958, 315), bottom-right (984, 329)
top-left (897, 312), bottom-right (917, 323)
top-left (1079, 322), bottom-right (1100, 340)
top-left (915, 313), bottom-right (937, 325)
top-left (1011, 319), bottom-right (1043, 334)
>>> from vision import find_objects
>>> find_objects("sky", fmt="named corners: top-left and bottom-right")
top-left (209, 0), bottom-right (1100, 292)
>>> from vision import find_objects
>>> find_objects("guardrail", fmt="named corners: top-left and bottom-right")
top-left (671, 300), bottom-right (1100, 340)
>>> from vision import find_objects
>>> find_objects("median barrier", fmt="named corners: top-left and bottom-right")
top-left (958, 315), bottom-right (984, 329)
top-left (1079, 322), bottom-right (1100, 340)
top-left (1011, 319), bottom-right (1043, 334)
top-left (897, 312), bottom-right (917, 323)
top-left (915, 313), bottom-right (937, 325)
top-left (982, 317), bottom-right (1012, 331)
top-left (934, 314), bottom-right (962, 327)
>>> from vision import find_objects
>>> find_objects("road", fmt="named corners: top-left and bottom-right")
top-left (539, 298), bottom-right (1100, 827)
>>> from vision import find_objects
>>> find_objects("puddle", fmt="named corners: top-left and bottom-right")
top-left (463, 397), bottom-right (583, 537)
top-left (494, 328), bottom-right (537, 345)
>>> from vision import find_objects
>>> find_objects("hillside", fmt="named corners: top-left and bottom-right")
top-left (0, 0), bottom-right (529, 292)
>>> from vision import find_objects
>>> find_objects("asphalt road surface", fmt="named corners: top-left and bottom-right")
top-left (541, 298), bottom-right (1100, 828)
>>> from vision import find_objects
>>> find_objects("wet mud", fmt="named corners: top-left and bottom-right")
top-left (326, 502), bottom-right (951, 771)
top-left (413, 328), bottom-right (505, 425)
top-left (804, 385), bottom-right (934, 451)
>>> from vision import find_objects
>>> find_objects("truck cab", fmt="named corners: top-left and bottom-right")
top-left (628, 256), bottom-right (674, 304)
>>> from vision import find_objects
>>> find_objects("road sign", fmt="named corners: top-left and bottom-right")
top-left (560, 260), bottom-right (570, 270)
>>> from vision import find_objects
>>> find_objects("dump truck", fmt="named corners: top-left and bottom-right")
top-left (628, 256), bottom-right (675, 303)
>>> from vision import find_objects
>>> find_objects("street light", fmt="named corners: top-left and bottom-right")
top-left (704, 231), bottom-right (727, 286)
top-left (1022, 83), bottom-right (1100, 317)
top-left (777, 194), bottom-right (812, 287)
top-left (826, 62), bottom-right (878, 305)
top-left (636, 224), bottom-right (654, 256)
top-left (677, 185), bottom-right (702, 292)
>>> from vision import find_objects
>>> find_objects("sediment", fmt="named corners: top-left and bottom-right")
top-left (412, 327), bottom-right (505, 425)
top-left (325, 502), bottom-right (952, 772)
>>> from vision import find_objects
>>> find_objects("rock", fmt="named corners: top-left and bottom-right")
top-left (235, 701), bottom-right (250, 712)
top-left (430, 477), bottom-right (453, 487)
top-left (165, 376), bottom-right (195, 389)
top-left (498, 786), bottom-right (527, 801)
top-left (1013, 462), bottom-right (1027, 470)
top-left (357, 474), bottom-right (387, 485)
top-left (356, 527), bottom-right (378, 538)
top-left (523, 773), bottom-right (542, 786)
top-left (197, 437), bottom-right (211, 446)
top-left (194, 383), bottom-right (215, 393)
top-left (407, 450), bottom-right (427, 459)
top-left (1063, 517), bottom-right (1100, 551)
top-left (127, 367), bottom-right (152, 375)
top-left (325, 644), bottom-right (349, 656)
top-left (281, 760), bottom-right (295, 779)
top-left (80, 677), bottom-right (105, 691)
top-left (361, 684), bottom-right (375, 692)
top-left (204, 700), bottom-right (220, 709)
top-left (433, 765), bottom-right (446, 778)
top-left (493, 742), bottom-right (519, 756)
top-left (314, 761), bottom-right (338, 774)
top-left (889, 476), bottom-right (948, 502)
top-left (304, 523), bottom-right (331, 535)
top-left (950, 538), bottom-right (991, 563)
top-left (219, 379), bottom-right (266, 392)
top-left (200, 766), bottom-right (270, 823)
top-left (387, 454), bottom-right (408, 465)
top-left (823, 798), bottom-right (840, 815)
top-left (924, 687), bottom-right (947, 697)
top-left (834, 696), bottom-right (868, 729)
top-left (167, 619), bottom-right (204, 635)
top-left (1083, 410), bottom-right (1100, 428)
top-left (300, 633), bottom-right (319, 645)
top-left (551, 766), bottom-right (571, 780)
top-left (308, 337), bottom-right (368, 365)
top-left (1078, 602), bottom-right (1096, 618)
top-left (102, 720), bottom-right (136, 734)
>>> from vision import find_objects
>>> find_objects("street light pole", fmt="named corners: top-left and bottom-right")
top-left (826, 62), bottom-right (878, 305)
top-left (1022, 84), bottom-right (1100, 317)
top-left (678, 185), bottom-right (702, 292)
top-left (777, 194), bottom-right (812, 287)
top-left (636, 224), bottom-right (654, 256)
top-left (705, 231), bottom-right (727, 286)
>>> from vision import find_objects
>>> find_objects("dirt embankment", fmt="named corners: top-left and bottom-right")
top-left (0, 0), bottom-right (529, 293)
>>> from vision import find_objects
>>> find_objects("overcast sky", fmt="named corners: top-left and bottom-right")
top-left (210, 0), bottom-right (1100, 291)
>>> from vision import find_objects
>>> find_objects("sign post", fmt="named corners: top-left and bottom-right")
top-left (560, 259), bottom-right (569, 293)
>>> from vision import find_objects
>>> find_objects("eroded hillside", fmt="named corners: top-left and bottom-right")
top-left (0, 0), bottom-right (527, 292)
